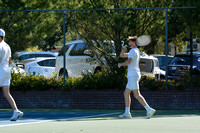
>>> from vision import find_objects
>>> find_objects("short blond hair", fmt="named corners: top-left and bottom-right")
top-left (127, 36), bottom-right (137, 41)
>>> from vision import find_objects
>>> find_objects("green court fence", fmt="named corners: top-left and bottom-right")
top-left (0, 6), bottom-right (196, 90)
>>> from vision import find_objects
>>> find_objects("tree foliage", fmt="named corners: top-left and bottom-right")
top-left (66, 0), bottom-right (173, 69)
top-left (0, 0), bottom-right (64, 54)
top-left (0, 0), bottom-right (199, 64)
top-left (172, 0), bottom-right (200, 38)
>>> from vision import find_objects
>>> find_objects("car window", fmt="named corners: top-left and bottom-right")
top-left (156, 57), bottom-right (164, 66)
top-left (168, 57), bottom-right (173, 62)
top-left (169, 56), bottom-right (190, 65)
top-left (19, 54), bottom-right (55, 60)
top-left (155, 56), bottom-right (173, 66)
top-left (58, 44), bottom-right (72, 56)
top-left (37, 59), bottom-right (55, 67)
top-left (140, 59), bottom-right (153, 72)
top-left (154, 60), bottom-right (159, 67)
top-left (69, 43), bottom-right (87, 56)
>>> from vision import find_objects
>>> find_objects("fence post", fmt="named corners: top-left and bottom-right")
top-left (189, 30), bottom-right (193, 83)
top-left (63, 10), bottom-right (66, 86)
top-left (165, 8), bottom-right (168, 90)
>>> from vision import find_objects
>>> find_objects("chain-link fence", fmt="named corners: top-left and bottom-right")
top-left (0, 6), bottom-right (197, 89)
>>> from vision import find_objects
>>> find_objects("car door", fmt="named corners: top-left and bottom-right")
top-left (67, 43), bottom-right (92, 77)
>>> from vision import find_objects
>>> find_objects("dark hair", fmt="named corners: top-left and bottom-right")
top-left (0, 36), bottom-right (3, 39)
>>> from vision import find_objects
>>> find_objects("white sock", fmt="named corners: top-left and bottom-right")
top-left (144, 105), bottom-right (151, 112)
top-left (14, 109), bottom-right (19, 113)
top-left (125, 107), bottom-right (130, 114)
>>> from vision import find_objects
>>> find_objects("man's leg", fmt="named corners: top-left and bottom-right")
top-left (133, 89), bottom-right (156, 119)
top-left (133, 89), bottom-right (148, 107)
top-left (124, 88), bottom-right (132, 110)
top-left (2, 86), bottom-right (17, 110)
top-left (2, 86), bottom-right (23, 121)
top-left (119, 88), bottom-right (132, 119)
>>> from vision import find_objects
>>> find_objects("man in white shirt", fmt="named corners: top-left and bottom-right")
top-left (118, 36), bottom-right (156, 119)
top-left (0, 29), bottom-right (23, 121)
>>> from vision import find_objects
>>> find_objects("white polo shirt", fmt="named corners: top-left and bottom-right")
top-left (127, 48), bottom-right (140, 77)
top-left (0, 40), bottom-right (11, 86)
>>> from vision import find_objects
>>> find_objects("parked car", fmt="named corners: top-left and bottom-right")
top-left (13, 52), bottom-right (58, 65)
top-left (151, 54), bottom-right (173, 70)
top-left (55, 40), bottom-right (100, 77)
top-left (24, 57), bottom-right (56, 78)
top-left (168, 52), bottom-right (200, 79)
top-left (55, 40), bottom-right (162, 79)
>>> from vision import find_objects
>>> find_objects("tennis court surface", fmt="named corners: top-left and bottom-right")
top-left (0, 110), bottom-right (200, 133)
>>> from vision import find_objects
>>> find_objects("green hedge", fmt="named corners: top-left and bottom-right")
top-left (11, 73), bottom-right (64, 91)
top-left (10, 71), bottom-right (198, 91)
top-left (10, 71), bottom-right (127, 91)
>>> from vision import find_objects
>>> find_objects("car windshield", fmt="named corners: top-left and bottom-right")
top-left (58, 44), bottom-right (72, 56)
top-left (169, 56), bottom-right (191, 65)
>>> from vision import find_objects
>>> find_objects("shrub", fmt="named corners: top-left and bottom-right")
top-left (62, 70), bottom-right (127, 90)
top-left (11, 70), bottom-right (198, 91)
top-left (140, 75), bottom-right (165, 90)
top-left (11, 73), bottom-right (64, 91)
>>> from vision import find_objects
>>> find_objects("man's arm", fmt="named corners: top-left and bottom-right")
top-left (120, 46), bottom-right (129, 58)
top-left (118, 58), bottom-right (132, 68)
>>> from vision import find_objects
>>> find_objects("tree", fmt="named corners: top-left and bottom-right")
top-left (170, 0), bottom-right (200, 42)
top-left (66, 0), bottom-right (172, 69)
top-left (0, 0), bottom-right (64, 54)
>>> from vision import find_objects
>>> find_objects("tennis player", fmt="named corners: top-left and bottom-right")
top-left (0, 29), bottom-right (23, 121)
top-left (118, 36), bottom-right (156, 119)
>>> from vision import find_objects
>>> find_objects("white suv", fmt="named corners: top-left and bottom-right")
top-left (55, 40), bottom-right (161, 79)
top-left (55, 40), bottom-right (100, 77)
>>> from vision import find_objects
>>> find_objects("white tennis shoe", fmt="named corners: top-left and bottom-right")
top-left (119, 112), bottom-right (132, 119)
top-left (10, 110), bottom-right (23, 121)
top-left (145, 108), bottom-right (156, 119)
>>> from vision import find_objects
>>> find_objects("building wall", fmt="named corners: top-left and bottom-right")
top-left (171, 39), bottom-right (200, 56)
top-left (0, 90), bottom-right (200, 110)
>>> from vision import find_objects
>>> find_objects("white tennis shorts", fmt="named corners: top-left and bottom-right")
top-left (126, 74), bottom-right (141, 90)
top-left (0, 68), bottom-right (11, 87)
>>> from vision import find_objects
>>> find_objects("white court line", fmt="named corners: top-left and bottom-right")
top-left (0, 112), bottom-right (120, 128)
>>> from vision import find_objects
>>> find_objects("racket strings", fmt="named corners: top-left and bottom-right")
top-left (136, 35), bottom-right (151, 46)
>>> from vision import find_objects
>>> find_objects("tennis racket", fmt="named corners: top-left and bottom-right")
top-left (135, 35), bottom-right (151, 46)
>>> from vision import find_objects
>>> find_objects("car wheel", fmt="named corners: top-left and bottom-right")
top-left (59, 69), bottom-right (68, 78)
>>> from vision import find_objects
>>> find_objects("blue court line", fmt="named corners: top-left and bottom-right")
top-left (0, 112), bottom-right (120, 127)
